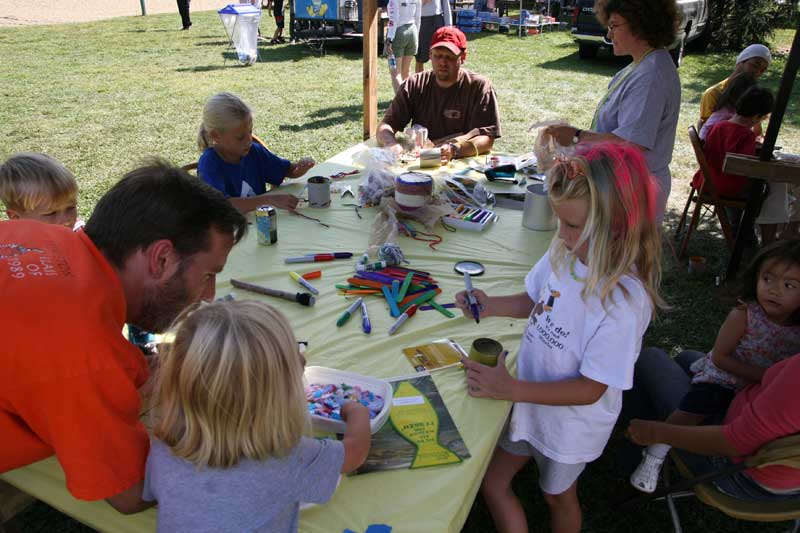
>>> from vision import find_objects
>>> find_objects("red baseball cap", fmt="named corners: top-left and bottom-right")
top-left (430, 26), bottom-right (467, 57)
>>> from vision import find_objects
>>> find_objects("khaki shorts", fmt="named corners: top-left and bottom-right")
top-left (392, 23), bottom-right (418, 57)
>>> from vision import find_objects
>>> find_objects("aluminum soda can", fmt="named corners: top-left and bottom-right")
top-left (256, 205), bottom-right (277, 245)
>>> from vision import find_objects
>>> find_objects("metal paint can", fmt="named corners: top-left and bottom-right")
top-left (469, 338), bottom-right (503, 367)
top-left (256, 205), bottom-right (277, 245)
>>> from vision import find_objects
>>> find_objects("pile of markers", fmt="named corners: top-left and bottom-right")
top-left (306, 383), bottom-right (385, 420)
top-left (335, 262), bottom-right (454, 335)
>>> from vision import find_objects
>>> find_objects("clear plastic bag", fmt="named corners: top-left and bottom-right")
top-left (529, 120), bottom-right (576, 174)
top-left (355, 148), bottom-right (397, 207)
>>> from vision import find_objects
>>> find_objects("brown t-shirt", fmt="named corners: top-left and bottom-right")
top-left (382, 69), bottom-right (502, 143)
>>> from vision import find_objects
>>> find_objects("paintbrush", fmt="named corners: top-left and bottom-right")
top-left (230, 279), bottom-right (316, 307)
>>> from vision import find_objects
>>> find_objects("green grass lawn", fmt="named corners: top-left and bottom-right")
top-left (1, 11), bottom-right (799, 532)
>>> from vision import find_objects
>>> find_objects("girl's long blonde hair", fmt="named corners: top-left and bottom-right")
top-left (152, 299), bottom-right (308, 468)
top-left (546, 142), bottom-right (664, 313)
top-left (197, 92), bottom-right (253, 151)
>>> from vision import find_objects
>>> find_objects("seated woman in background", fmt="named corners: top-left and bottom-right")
top-left (699, 72), bottom-right (758, 141)
top-left (697, 85), bottom-right (795, 244)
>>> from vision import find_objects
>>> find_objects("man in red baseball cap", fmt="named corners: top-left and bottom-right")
top-left (378, 26), bottom-right (502, 162)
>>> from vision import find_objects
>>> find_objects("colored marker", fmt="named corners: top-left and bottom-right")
top-left (463, 272), bottom-right (481, 324)
top-left (356, 261), bottom-right (388, 272)
top-left (360, 299), bottom-right (371, 334)
top-left (285, 252), bottom-right (353, 264)
top-left (388, 305), bottom-right (418, 335)
top-left (289, 271), bottom-right (319, 295)
top-left (301, 270), bottom-right (322, 280)
top-left (336, 297), bottom-right (363, 327)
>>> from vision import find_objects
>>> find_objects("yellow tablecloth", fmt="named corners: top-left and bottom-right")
top-left (1, 143), bottom-right (553, 533)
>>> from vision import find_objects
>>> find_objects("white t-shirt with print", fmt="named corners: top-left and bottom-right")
top-left (507, 251), bottom-right (652, 464)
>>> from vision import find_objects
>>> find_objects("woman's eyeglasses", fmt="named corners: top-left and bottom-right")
top-left (607, 22), bottom-right (628, 34)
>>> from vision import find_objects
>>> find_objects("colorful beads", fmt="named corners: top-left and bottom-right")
top-left (306, 383), bottom-right (385, 421)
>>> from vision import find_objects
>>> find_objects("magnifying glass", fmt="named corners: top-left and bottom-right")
top-left (454, 261), bottom-right (484, 323)
top-left (454, 260), bottom-right (485, 276)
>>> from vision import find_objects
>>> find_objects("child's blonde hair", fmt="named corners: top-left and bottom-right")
top-left (0, 152), bottom-right (78, 212)
top-left (153, 299), bottom-right (308, 468)
top-left (546, 142), bottom-right (664, 313)
top-left (197, 92), bottom-right (253, 151)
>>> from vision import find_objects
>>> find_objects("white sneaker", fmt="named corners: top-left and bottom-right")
top-left (630, 451), bottom-right (665, 493)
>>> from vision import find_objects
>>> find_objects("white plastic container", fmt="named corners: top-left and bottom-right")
top-left (304, 366), bottom-right (393, 435)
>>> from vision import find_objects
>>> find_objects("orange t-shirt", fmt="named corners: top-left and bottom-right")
top-left (0, 220), bottom-right (150, 501)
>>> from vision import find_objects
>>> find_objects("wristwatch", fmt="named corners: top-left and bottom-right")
top-left (572, 129), bottom-right (582, 145)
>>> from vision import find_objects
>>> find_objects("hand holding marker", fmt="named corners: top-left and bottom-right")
top-left (463, 272), bottom-right (480, 324)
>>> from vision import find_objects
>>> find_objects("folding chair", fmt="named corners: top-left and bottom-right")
top-left (674, 126), bottom-right (748, 257)
top-left (620, 433), bottom-right (800, 533)
top-left (181, 134), bottom-right (270, 173)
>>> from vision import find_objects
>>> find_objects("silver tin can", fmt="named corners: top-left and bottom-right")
top-left (256, 205), bottom-right (277, 245)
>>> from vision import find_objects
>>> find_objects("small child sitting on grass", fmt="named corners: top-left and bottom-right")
top-left (197, 92), bottom-right (315, 214)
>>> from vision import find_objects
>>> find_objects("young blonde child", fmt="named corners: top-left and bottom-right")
top-left (197, 92), bottom-right (316, 214)
top-left (0, 152), bottom-right (79, 229)
top-left (457, 142), bottom-right (663, 533)
top-left (631, 239), bottom-right (800, 493)
top-left (143, 300), bottom-right (370, 532)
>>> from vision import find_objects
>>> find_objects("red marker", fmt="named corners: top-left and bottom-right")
top-left (388, 305), bottom-right (418, 335)
top-left (285, 252), bottom-right (353, 264)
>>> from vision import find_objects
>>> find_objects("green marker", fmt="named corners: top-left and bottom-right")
top-left (336, 297), bottom-right (363, 327)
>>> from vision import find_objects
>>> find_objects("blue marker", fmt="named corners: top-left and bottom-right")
top-left (360, 299), bottom-right (371, 334)
top-left (463, 272), bottom-right (480, 324)
top-left (336, 298), bottom-right (363, 327)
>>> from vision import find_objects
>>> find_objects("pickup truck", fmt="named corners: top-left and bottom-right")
top-left (570, 0), bottom-right (711, 66)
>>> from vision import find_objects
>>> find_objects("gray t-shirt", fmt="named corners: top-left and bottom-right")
top-left (143, 437), bottom-right (344, 533)
top-left (594, 48), bottom-right (681, 219)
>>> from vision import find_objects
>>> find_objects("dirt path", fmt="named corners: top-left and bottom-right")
top-left (0, 0), bottom-right (235, 27)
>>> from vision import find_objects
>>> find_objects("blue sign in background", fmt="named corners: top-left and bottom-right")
top-left (294, 0), bottom-right (339, 19)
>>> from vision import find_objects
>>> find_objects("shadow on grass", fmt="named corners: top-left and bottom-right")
top-left (175, 64), bottom-right (232, 72)
top-left (278, 100), bottom-right (393, 132)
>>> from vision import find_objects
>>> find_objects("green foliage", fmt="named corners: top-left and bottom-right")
top-left (708, 0), bottom-right (783, 50)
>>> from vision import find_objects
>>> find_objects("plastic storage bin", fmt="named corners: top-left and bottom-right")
top-left (304, 366), bottom-right (393, 434)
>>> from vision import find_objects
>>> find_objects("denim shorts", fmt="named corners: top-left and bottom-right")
top-left (677, 451), bottom-right (800, 501)
top-left (678, 382), bottom-right (735, 416)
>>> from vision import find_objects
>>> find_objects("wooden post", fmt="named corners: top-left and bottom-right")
top-left (363, 0), bottom-right (378, 140)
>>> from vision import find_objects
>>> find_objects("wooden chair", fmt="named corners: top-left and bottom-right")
top-left (181, 133), bottom-right (270, 173)
top-left (621, 433), bottom-right (800, 533)
top-left (674, 126), bottom-right (748, 257)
